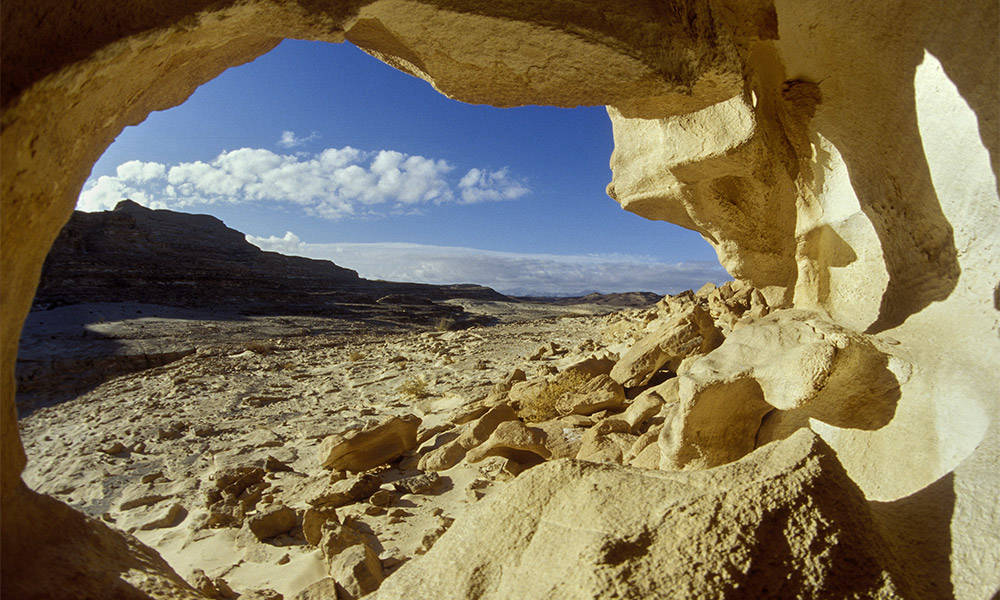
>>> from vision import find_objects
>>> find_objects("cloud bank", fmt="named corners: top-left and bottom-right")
top-left (247, 231), bottom-right (729, 296)
top-left (78, 142), bottom-right (530, 219)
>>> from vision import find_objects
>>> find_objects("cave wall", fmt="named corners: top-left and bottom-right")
top-left (2, 0), bottom-right (997, 597)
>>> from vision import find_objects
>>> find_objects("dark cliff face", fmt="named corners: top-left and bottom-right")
top-left (33, 200), bottom-right (361, 312)
top-left (32, 200), bottom-right (511, 318)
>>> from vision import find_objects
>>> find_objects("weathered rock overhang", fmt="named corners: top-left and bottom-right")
top-left (2, 0), bottom-right (997, 597)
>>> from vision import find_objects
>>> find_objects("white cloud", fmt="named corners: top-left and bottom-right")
top-left (458, 167), bottom-right (530, 203)
top-left (245, 234), bottom-right (729, 296)
top-left (116, 160), bottom-right (166, 182)
top-left (77, 175), bottom-right (165, 212)
top-left (77, 146), bottom-right (529, 219)
top-left (277, 130), bottom-right (319, 148)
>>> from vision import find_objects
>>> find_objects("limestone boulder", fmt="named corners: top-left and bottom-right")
top-left (610, 304), bottom-right (722, 388)
top-left (247, 504), bottom-right (297, 540)
top-left (465, 421), bottom-right (551, 466)
top-left (328, 543), bottom-right (384, 600)
top-left (417, 441), bottom-right (467, 472)
top-left (531, 420), bottom-right (584, 460)
top-left (619, 386), bottom-right (668, 432)
top-left (553, 374), bottom-right (626, 416)
top-left (318, 521), bottom-right (367, 562)
top-left (418, 404), bottom-right (517, 471)
top-left (291, 577), bottom-right (339, 600)
top-left (138, 502), bottom-right (187, 530)
top-left (370, 431), bottom-right (910, 599)
top-left (659, 309), bottom-right (900, 470)
top-left (557, 354), bottom-right (616, 378)
top-left (576, 419), bottom-right (636, 464)
top-left (392, 472), bottom-right (443, 495)
top-left (302, 507), bottom-right (339, 546)
top-left (307, 473), bottom-right (382, 509)
top-left (319, 415), bottom-right (420, 472)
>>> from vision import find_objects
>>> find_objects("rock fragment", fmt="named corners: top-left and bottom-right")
top-left (610, 304), bottom-right (722, 388)
top-left (392, 472), bottom-right (442, 495)
top-left (328, 543), bottom-right (384, 600)
top-left (291, 578), bottom-right (339, 600)
top-left (318, 415), bottom-right (420, 472)
top-left (139, 503), bottom-right (187, 530)
top-left (465, 421), bottom-right (550, 465)
top-left (247, 504), bottom-right (297, 540)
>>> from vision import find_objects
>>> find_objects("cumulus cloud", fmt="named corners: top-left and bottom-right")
top-left (77, 146), bottom-right (529, 218)
top-left (457, 167), bottom-right (530, 203)
top-left (277, 130), bottom-right (319, 148)
top-left (246, 233), bottom-right (729, 296)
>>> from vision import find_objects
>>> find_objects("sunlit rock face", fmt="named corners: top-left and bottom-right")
top-left (1, 1), bottom-right (997, 599)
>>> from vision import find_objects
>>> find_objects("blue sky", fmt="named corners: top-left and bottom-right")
top-left (80, 40), bottom-right (726, 295)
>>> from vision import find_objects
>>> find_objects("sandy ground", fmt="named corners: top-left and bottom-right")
top-left (17, 300), bottom-right (637, 598)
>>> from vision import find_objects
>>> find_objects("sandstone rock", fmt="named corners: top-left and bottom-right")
top-left (695, 282), bottom-right (717, 297)
top-left (457, 403), bottom-right (518, 448)
top-left (627, 441), bottom-right (662, 469)
top-left (190, 570), bottom-right (237, 600)
top-left (610, 304), bottom-right (722, 388)
top-left (302, 507), bottom-right (339, 546)
top-left (553, 373), bottom-right (626, 416)
top-left (242, 589), bottom-right (282, 600)
top-left (119, 491), bottom-right (170, 511)
top-left (369, 489), bottom-right (393, 507)
top-left (292, 577), bottom-right (339, 600)
top-left (139, 502), bottom-right (187, 530)
top-left (417, 441), bottom-right (467, 472)
top-left (659, 310), bottom-right (899, 470)
top-left (392, 472), bottom-right (442, 495)
top-left (415, 422), bottom-right (452, 445)
top-left (418, 404), bottom-right (517, 471)
top-left (503, 368), bottom-right (527, 385)
top-left (532, 420), bottom-right (584, 460)
top-left (100, 441), bottom-right (128, 455)
top-left (623, 427), bottom-right (661, 464)
top-left (576, 422), bottom-right (636, 465)
top-left (247, 504), bottom-right (296, 540)
top-left (527, 342), bottom-right (565, 360)
top-left (327, 543), bottom-right (384, 600)
top-left (620, 387), bottom-right (666, 432)
top-left (370, 431), bottom-right (910, 599)
top-left (214, 465), bottom-right (266, 495)
top-left (319, 415), bottom-right (420, 472)
top-left (558, 355), bottom-right (616, 378)
top-left (263, 454), bottom-right (292, 473)
top-left (559, 414), bottom-right (594, 428)
top-left (319, 522), bottom-right (367, 562)
top-left (465, 421), bottom-right (551, 466)
top-left (506, 379), bottom-right (548, 410)
top-left (307, 473), bottom-right (382, 509)
top-left (157, 421), bottom-right (187, 440)
top-left (448, 404), bottom-right (488, 425)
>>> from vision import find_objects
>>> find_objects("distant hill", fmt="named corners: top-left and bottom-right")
top-left (513, 291), bottom-right (662, 308)
top-left (33, 200), bottom-right (510, 321)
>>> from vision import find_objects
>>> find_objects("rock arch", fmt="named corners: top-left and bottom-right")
top-left (2, 0), bottom-right (998, 597)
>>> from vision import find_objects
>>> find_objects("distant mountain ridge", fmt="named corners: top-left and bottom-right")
top-left (33, 200), bottom-right (509, 320)
top-left (513, 291), bottom-right (662, 308)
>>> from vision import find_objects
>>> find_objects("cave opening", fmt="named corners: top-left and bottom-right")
top-left (12, 37), bottom-right (730, 597)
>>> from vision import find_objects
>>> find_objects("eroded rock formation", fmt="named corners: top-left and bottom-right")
top-left (2, 0), bottom-right (997, 598)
